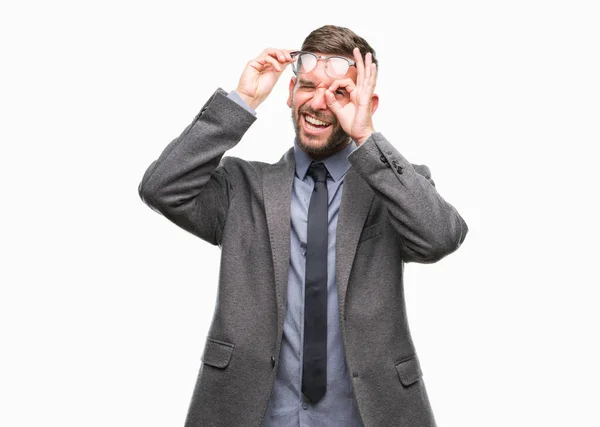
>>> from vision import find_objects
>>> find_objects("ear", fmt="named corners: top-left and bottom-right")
top-left (287, 77), bottom-right (296, 108)
top-left (371, 93), bottom-right (380, 114)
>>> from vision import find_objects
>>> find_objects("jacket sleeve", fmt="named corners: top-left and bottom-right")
top-left (138, 88), bottom-right (256, 245)
top-left (348, 132), bottom-right (468, 263)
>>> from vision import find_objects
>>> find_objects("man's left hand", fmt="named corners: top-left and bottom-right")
top-left (324, 47), bottom-right (378, 145)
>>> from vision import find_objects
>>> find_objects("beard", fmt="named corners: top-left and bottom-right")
top-left (291, 103), bottom-right (351, 158)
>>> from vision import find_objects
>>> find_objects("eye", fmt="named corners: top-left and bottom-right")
top-left (335, 88), bottom-right (347, 97)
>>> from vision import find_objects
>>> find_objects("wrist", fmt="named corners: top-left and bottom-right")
top-left (355, 130), bottom-right (374, 145)
top-left (235, 90), bottom-right (259, 110)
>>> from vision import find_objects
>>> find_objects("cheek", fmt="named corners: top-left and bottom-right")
top-left (295, 91), bottom-right (314, 107)
top-left (292, 96), bottom-right (308, 116)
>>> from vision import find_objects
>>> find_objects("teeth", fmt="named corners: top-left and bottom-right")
top-left (305, 115), bottom-right (330, 126)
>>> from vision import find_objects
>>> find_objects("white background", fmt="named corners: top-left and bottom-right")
top-left (1, 0), bottom-right (599, 426)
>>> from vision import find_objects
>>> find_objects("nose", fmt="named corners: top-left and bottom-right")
top-left (310, 87), bottom-right (328, 111)
top-left (308, 62), bottom-right (332, 111)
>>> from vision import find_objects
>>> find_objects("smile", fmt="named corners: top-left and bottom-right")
top-left (302, 114), bottom-right (332, 134)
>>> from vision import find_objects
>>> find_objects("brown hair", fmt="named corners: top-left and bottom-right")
top-left (301, 25), bottom-right (378, 66)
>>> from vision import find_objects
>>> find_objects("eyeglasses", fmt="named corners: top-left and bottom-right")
top-left (290, 51), bottom-right (356, 78)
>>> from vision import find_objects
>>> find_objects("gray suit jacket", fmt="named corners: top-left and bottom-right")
top-left (138, 88), bottom-right (468, 427)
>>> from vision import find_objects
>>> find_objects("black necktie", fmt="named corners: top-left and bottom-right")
top-left (302, 161), bottom-right (329, 404)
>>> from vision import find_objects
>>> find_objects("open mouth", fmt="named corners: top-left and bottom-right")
top-left (302, 113), bottom-right (332, 135)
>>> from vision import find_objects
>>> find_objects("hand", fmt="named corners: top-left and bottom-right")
top-left (324, 47), bottom-right (378, 145)
top-left (235, 48), bottom-right (295, 110)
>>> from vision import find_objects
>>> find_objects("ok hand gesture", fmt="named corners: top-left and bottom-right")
top-left (324, 47), bottom-right (379, 145)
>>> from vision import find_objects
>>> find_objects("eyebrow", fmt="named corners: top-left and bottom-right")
top-left (298, 79), bottom-right (315, 86)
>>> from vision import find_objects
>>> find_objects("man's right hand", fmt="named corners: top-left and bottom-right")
top-left (235, 48), bottom-right (295, 110)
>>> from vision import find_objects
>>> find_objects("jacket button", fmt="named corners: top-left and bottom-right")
top-left (270, 356), bottom-right (276, 368)
top-left (396, 166), bottom-right (403, 174)
top-left (380, 155), bottom-right (387, 162)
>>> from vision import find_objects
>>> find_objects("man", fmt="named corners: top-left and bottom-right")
top-left (139, 25), bottom-right (467, 427)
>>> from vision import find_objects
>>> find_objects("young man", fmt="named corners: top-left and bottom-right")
top-left (139, 25), bottom-right (467, 427)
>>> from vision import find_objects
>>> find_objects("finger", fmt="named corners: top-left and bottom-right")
top-left (364, 52), bottom-right (372, 83)
top-left (263, 48), bottom-right (295, 64)
top-left (328, 78), bottom-right (356, 95)
top-left (324, 90), bottom-right (343, 115)
top-left (283, 49), bottom-right (298, 62)
top-left (368, 63), bottom-right (377, 89)
top-left (264, 52), bottom-right (296, 71)
top-left (278, 50), bottom-right (297, 64)
top-left (257, 49), bottom-right (283, 70)
top-left (262, 54), bottom-right (283, 72)
top-left (254, 58), bottom-right (279, 73)
top-left (249, 57), bottom-right (268, 71)
top-left (361, 58), bottom-right (377, 97)
top-left (262, 47), bottom-right (282, 57)
top-left (354, 47), bottom-right (365, 87)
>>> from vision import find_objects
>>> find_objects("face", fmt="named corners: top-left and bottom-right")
top-left (287, 53), bottom-right (358, 159)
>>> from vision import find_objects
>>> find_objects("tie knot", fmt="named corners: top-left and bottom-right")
top-left (307, 162), bottom-right (328, 183)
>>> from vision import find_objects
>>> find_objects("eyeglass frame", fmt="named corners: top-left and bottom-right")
top-left (290, 51), bottom-right (356, 78)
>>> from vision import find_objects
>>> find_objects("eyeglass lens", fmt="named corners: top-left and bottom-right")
top-left (295, 54), bottom-right (349, 77)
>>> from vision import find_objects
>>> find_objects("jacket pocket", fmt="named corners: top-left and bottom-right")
top-left (358, 222), bottom-right (383, 243)
top-left (394, 354), bottom-right (423, 386)
top-left (201, 338), bottom-right (234, 369)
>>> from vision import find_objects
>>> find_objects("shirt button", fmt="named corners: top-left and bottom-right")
top-left (302, 402), bottom-right (309, 410)
top-left (270, 356), bottom-right (275, 368)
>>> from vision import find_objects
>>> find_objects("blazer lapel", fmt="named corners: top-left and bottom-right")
top-left (263, 150), bottom-right (373, 333)
top-left (336, 167), bottom-right (374, 322)
top-left (264, 148), bottom-right (295, 330)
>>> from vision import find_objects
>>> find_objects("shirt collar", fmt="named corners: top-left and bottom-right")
top-left (293, 138), bottom-right (357, 182)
